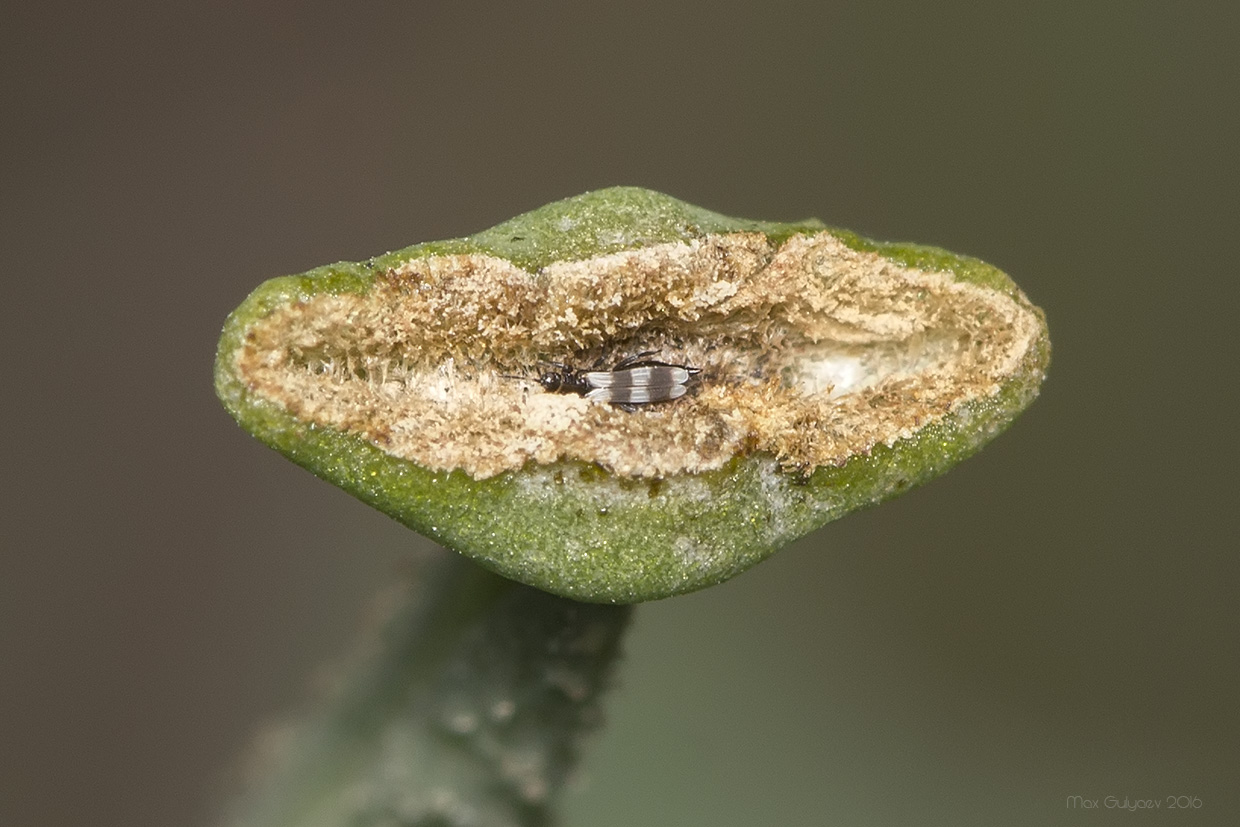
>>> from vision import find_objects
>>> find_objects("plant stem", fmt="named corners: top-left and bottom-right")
top-left (217, 551), bottom-right (632, 827)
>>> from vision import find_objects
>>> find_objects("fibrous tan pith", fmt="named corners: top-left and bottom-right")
top-left (236, 231), bottom-right (1041, 479)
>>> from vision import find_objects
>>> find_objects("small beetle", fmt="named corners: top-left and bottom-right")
top-left (522, 351), bottom-right (701, 407)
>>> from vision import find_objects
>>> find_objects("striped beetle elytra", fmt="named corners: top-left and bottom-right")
top-left (521, 351), bottom-right (701, 407)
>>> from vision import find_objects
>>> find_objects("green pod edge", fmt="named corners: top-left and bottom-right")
top-left (215, 187), bottom-right (1050, 603)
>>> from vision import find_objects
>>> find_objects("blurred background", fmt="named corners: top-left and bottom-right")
top-left (3, 2), bottom-right (1236, 825)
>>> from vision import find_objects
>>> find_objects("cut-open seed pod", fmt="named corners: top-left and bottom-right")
top-left (215, 188), bottom-right (1049, 603)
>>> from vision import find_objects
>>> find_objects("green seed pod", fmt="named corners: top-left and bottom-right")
top-left (215, 188), bottom-right (1049, 603)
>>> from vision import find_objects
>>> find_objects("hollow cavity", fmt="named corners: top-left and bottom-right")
top-left (236, 231), bottom-right (1041, 479)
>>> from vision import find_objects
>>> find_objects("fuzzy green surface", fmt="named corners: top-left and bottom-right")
top-left (215, 187), bottom-right (1049, 604)
top-left (217, 557), bottom-right (631, 827)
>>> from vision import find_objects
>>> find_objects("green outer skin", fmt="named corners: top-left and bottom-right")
top-left (215, 188), bottom-right (1050, 604)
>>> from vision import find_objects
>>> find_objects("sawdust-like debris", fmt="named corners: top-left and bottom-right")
top-left (236, 232), bottom-right (1040, 479)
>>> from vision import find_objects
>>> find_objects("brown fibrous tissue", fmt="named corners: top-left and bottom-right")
top-left (237, 232), bottom-right (1041, 479)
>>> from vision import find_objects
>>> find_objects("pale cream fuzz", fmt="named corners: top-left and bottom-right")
top-left (236, 232), bottom-right (1041, 479)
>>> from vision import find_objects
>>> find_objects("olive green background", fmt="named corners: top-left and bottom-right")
top-left (3, 2), bottom-right (1235, 826)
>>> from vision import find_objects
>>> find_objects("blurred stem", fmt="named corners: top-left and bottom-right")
top-left (217, 551), bottom-right (632, 827)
